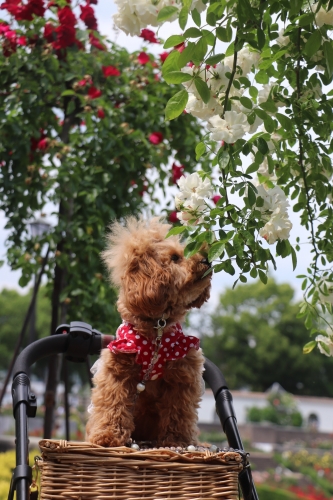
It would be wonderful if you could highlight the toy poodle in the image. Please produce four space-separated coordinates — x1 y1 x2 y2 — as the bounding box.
86 217 212 448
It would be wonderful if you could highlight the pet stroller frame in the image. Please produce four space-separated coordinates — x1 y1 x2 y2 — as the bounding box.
8 321 259 500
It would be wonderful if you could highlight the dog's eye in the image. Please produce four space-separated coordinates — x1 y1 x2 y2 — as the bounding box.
171 254 180 262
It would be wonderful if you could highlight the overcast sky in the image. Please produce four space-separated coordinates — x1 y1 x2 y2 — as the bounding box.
0 0 313 306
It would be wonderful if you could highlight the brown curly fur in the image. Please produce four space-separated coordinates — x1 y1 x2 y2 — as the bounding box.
86 217 212 447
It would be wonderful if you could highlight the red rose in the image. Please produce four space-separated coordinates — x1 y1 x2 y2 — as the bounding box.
102 65 121 77
37 137 48 150
137 51 149 65
89 32 106 50
169 211 179 223
80 3 97 30
27 0 45 17
87 85 101 99
97 107 105 119
4 28 16 41
53 24 76 49
43 22 55 42
148 132 163 145
159 51 169 63
140 28 159 44
78 77 91 86
171 162 184 184
212 195 221 205
17 35 27 45
0 22 10 34
58 6 76 27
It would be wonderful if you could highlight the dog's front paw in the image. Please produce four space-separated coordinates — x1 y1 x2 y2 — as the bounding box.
89 433 128 448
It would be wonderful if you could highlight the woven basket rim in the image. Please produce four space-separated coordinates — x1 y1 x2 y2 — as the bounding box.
39 439 247 467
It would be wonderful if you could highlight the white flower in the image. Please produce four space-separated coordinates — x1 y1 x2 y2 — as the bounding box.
275 29 290 47
113 0 207 35
225 46 260 76
311 3 333 27
257 156 277 181
177 173 213 201
207 63 231 93
316 328 333 356
317 279 333 305
208 111 249 143
185 94 223 120
255 184 290 215
259 212 292 244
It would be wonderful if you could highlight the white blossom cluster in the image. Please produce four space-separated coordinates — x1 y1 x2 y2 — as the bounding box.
255 183 292 244
175 173 213 225
181 47 266 142
113 0 206 36
311 3 333 27
316 327 333 357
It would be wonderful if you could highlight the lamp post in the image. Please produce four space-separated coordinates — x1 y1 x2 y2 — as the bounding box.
29 218 50 347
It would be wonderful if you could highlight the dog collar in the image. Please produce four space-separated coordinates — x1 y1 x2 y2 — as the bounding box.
107 321 200 381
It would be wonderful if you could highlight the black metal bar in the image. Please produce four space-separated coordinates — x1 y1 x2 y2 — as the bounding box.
203 358 259 500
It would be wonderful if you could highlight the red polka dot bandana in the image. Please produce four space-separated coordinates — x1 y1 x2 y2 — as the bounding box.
108 322 200 380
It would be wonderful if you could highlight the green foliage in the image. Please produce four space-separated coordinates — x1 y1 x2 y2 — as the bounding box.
202 279 333 396
0 287 51 374
150 0 333 342
0 449 40 500
0 4 209 332
247 390 303 427
256 485 298 500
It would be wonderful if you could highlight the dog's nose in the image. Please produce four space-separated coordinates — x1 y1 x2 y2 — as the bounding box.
201 257 211 268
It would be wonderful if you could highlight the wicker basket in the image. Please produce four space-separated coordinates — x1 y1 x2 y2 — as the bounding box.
37 439 246 500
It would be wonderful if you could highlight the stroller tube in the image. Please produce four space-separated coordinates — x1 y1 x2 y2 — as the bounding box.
203 358 259 500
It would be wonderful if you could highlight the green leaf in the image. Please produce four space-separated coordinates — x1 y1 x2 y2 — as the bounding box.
298 13 314 26
291 245 297 271
208 241 225 262
260 100 277 113
247 183 257 206
225 42 235 58
218 150 230 169
304 30 322 58
258 270 268 284
191 8 201 27
236 0 256 23
166 226 188 237
255 70 269 84
162 50 180 76
178 42 196 67
194 77 211 104
184 241 203 258
201 29 215 46
193 36 208 63
183 27 202 38
163 35 186 49
157 5 178 22
257 137 269 155
179 6 189 30
205 53 225 65
257 28 265 49
195 142 206 160
61 90 76 96
303 340 317 354
249 86 258 100
163 71 192 84
240 96 252 109
323 41 333 77
276 112 293 131
165 90 189 120
216 26 232 43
